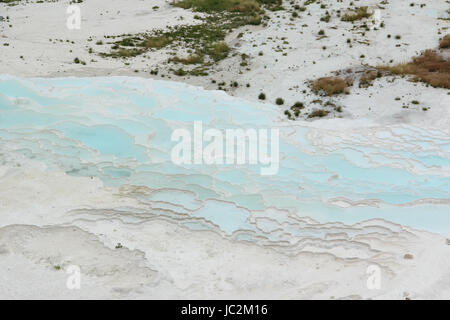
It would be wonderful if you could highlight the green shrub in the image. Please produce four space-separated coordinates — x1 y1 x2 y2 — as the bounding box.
174 68 187 76
291 101 304 110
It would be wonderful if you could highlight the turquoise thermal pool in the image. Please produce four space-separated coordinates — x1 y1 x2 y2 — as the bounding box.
0 75 449 236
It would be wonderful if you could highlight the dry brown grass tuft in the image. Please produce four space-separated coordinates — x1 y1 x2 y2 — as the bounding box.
312 77 353 95
308 109 330 118
439 34 450 49
359 70 380 88
341 6 372 22
378 50 450 89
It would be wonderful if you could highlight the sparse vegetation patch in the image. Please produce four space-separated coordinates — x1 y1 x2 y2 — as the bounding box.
101 2 275 75
378 50 450 89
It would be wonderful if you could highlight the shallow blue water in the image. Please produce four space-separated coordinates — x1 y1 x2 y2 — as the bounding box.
0 75 449 235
